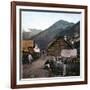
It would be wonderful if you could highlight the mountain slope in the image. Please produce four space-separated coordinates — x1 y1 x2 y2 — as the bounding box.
22 29 42 40
31 20 75 50
60 21 80 37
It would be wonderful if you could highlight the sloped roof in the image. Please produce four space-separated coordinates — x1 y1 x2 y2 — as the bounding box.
21 40 34 50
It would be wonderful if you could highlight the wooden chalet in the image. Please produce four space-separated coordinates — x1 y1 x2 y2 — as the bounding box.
21 40 35 53
47 37 73 56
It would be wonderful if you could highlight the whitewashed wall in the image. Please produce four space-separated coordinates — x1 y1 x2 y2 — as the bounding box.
0 0 89 90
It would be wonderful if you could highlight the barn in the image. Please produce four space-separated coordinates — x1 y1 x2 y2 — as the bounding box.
47 37 72 56
21 40 35 54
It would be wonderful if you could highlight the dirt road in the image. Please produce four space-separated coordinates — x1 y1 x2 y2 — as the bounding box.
22 56 50 78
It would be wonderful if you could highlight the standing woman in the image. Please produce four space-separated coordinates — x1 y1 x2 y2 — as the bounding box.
28 53 33 64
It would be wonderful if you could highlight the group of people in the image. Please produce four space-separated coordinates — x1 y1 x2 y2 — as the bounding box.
44 56 80 76
44 56 64 76
22 50 40 64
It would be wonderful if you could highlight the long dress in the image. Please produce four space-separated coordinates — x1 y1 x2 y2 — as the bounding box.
28 54 33 63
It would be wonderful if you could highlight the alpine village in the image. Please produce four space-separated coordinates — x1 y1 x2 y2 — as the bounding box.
21 20 80 78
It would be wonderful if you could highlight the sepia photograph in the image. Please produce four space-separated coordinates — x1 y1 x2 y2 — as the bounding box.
20 9 81 78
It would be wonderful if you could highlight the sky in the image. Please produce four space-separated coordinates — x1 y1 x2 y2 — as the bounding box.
21 10 81 31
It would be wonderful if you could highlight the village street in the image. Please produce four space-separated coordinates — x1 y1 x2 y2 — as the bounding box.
22 54 80 78
22 55 50 78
